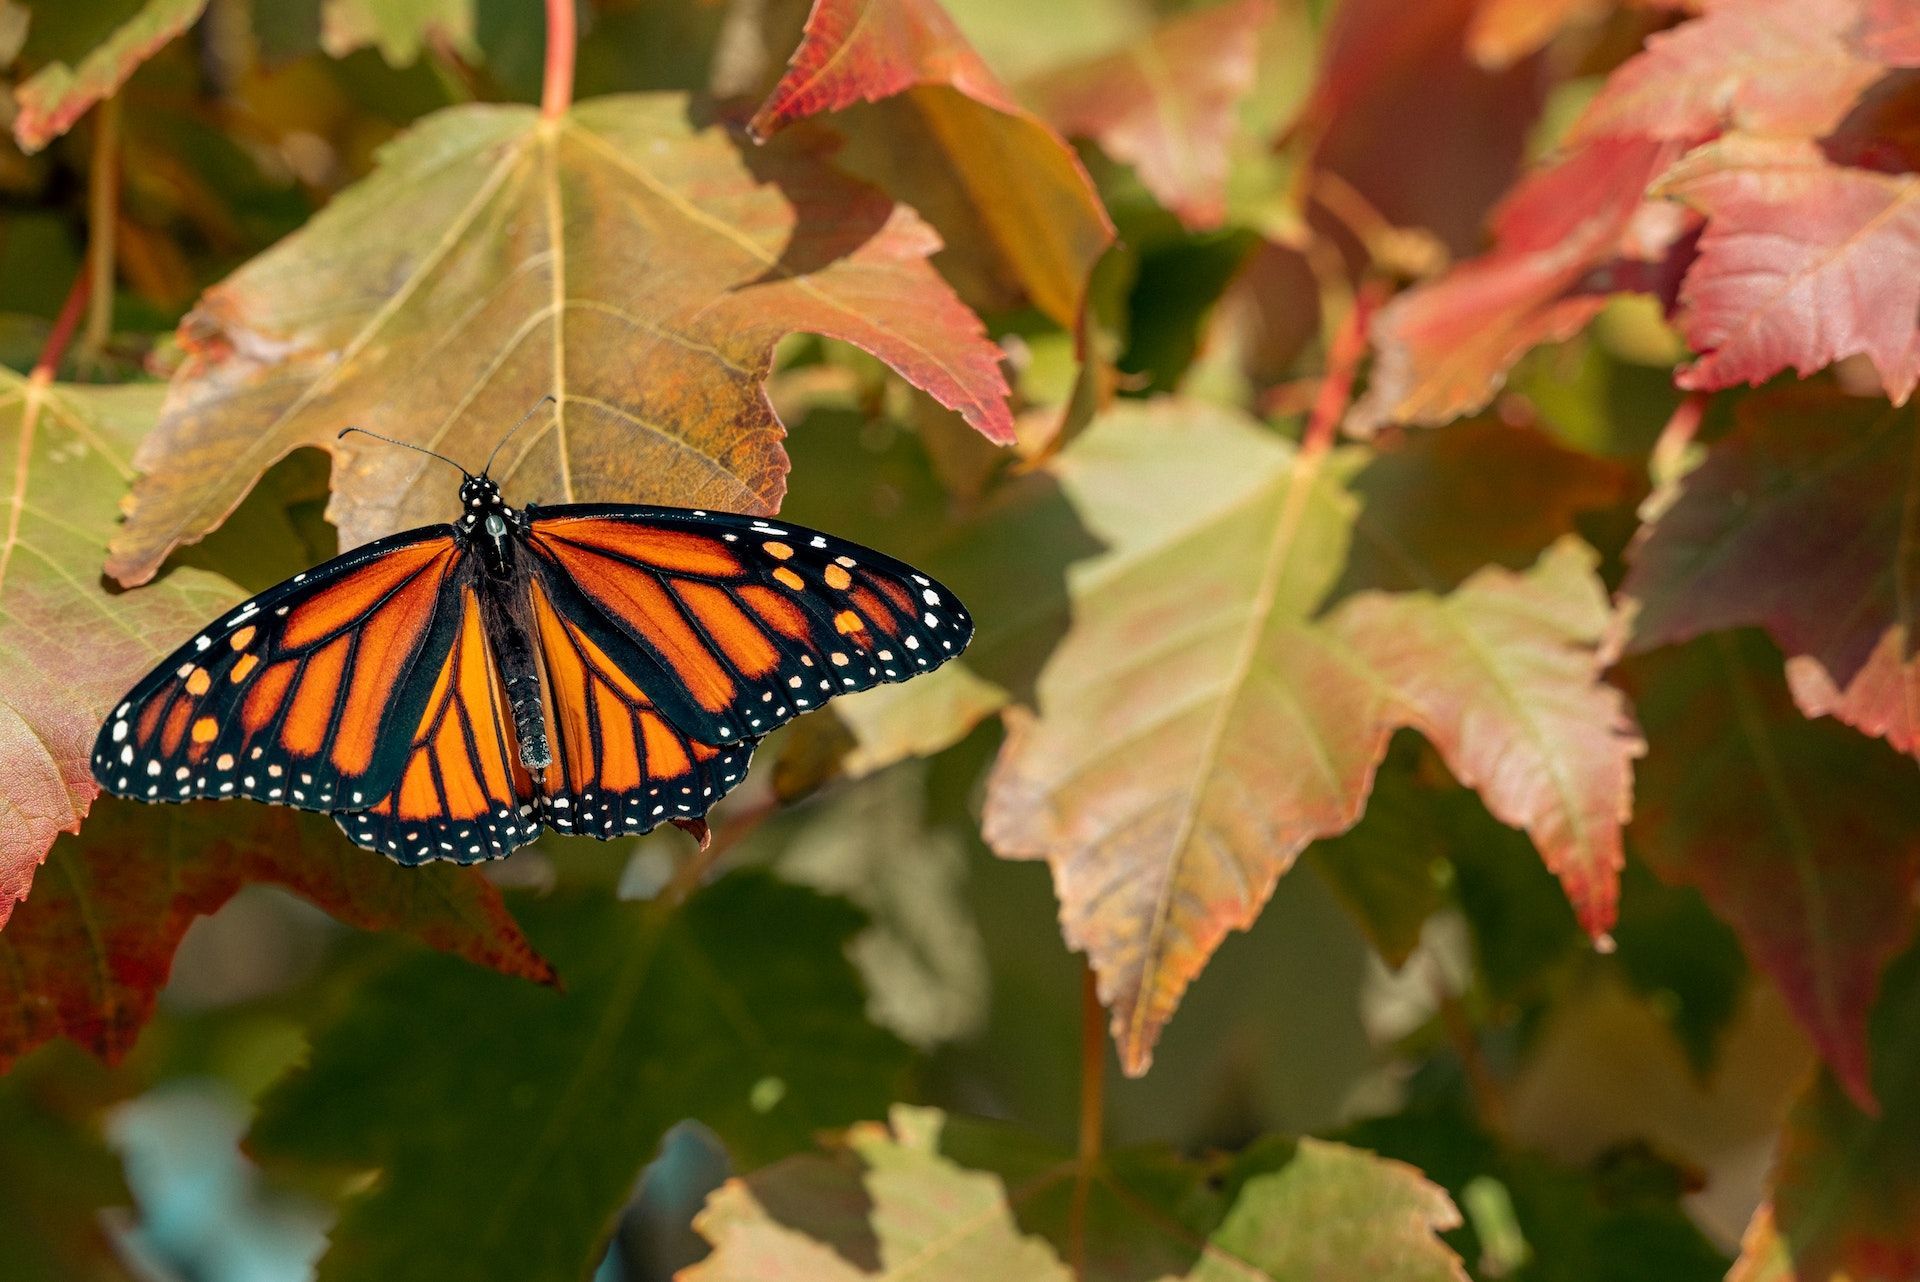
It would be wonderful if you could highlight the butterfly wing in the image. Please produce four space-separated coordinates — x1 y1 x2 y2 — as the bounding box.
522 505 973 747
525 569 757 839
336 581 545 863
92 527 466 815
96 502 968 857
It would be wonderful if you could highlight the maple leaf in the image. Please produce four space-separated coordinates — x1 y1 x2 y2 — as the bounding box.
1341 1097 1732 1280
1024 0 1273 231
832 662 1009 775
687 1105 1468 1282
1655 136 1920 403
1860 0 1920 65
249 874 908 1282
749 0 1023 125
0 798 554 1074
981 401 1638 1072
1301 0 1549 256
1567 0 1887 146
319 0 477 65
1731 941 1920 1281
1465 0 1612 70
1621 386 1920 757
11 0 207 153
104 95 1014 587
1621 632 1920 1112
748 0 1114 327
0 376 242 929
1351 136 1688 432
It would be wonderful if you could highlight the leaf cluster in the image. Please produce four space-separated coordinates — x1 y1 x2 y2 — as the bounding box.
1 1 1918 1280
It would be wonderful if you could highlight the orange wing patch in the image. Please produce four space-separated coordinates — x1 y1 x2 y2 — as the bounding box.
542 539 740 712
539 520 742 577
281 539 453 649
522 510 973 747
738 584 812 641
340 587 538 863
283 635 350 758
528 578 754 837
330 561 451 775
93 529 465 816
673 579 781 677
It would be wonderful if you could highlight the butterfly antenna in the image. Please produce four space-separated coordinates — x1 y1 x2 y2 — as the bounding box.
482 394 558 479
337 427 472 477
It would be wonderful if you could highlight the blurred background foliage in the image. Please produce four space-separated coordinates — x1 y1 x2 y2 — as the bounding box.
2 0 1910 1279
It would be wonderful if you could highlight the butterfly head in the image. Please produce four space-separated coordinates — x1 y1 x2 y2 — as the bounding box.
458 474 520 533
459 475 503 511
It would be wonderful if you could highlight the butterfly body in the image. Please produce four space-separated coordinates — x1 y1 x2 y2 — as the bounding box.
93 469 971 864
458 477 550 770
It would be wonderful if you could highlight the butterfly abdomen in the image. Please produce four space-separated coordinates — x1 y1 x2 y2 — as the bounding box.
476 569 552 771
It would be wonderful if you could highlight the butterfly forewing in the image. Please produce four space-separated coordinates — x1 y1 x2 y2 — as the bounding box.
523 505 973 745
92 528 466 814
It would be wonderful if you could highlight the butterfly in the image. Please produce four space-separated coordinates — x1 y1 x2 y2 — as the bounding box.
91 402 972 864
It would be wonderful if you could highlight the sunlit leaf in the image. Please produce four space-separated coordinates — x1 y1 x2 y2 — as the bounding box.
833 661 1010 774
1465 0 1612 70
1859 0 1920 64
1655 136 1920 404
1621 631 1920 1111
748 0 1114 327
749 0 1024 126
688 1105 1468 1282
1351 137 1687 432
105 95 1014 586
690 1107 1069 1282
12 0 207 152
1342 1097 1731 1282
320 0 477 65
249 873 909 1282
0 376 240 928
982 401 1638 1072
1567 0 1886 146
1025 0 1272 231
1621 387 1920 757
1733 939 1920 1281
0 798 554 1074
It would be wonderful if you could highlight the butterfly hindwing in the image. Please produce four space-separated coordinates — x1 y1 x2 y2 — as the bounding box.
335 582 543 863
92 528 467 814
527 573 758 839
523 504 973 746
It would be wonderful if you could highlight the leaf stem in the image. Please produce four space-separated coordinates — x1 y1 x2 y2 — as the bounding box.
540 0 576 121
32 268 93 386
1302 276 1381 456
82 95 122 358
1432 968 1506 1134
1069 961 1105 1278
1650 391 1708 488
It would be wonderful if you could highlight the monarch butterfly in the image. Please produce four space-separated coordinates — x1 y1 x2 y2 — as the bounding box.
91 403 972 864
